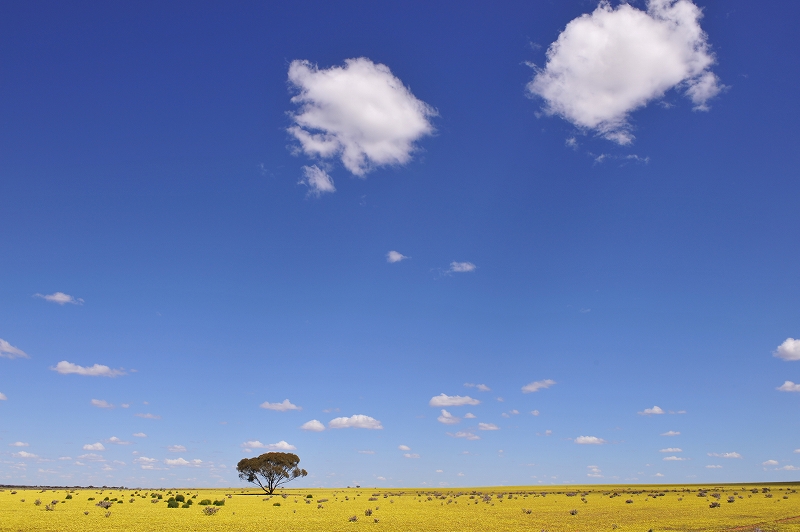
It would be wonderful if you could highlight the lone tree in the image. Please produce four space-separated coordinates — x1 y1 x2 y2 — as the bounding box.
236 452 308 494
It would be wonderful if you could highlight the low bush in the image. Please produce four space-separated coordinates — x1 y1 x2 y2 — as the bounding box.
167 500 180 509
198 499 212 505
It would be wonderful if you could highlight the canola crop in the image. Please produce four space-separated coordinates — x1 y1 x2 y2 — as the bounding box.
1 483 799 531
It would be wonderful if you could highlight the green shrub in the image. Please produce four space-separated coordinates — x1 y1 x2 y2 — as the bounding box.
306 494 313 498
87 497 95 501
198 499 212 505
157 494 163 500
213 499 225 506
65 494 72 500
167 500 180 508
175 495 185 503
273 502 281 506
182 502 191 508
192 494 197 498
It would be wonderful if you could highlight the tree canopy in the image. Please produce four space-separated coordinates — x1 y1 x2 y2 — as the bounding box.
236 452 308 494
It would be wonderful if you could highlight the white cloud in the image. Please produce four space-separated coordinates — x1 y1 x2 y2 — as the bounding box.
387 251 409 263
165 457 203 467
78 453 105 462
639 405 665 415
91 399 114 409
464 412 476 419
107 437 131 445
14 451 38 458
83 443 105 451
0 339 29 359
522 379 556 393
398 445 411 451
300 419 326 432
654 473 665 477
448 431 480 441
778 465 800 471
661 431 680 436
708 452 742 459
660 448 682 453
763 460 779 466
447 261 476 273
9 442 29 447
437 409 460 425
133 433 147 438
287 58 435 177
531 410 540 416
464 383 490 392
298 165 336 197
0 392 6 401
358 450 375 454
587 465 603 478
527 0 723 144
404 453 420 459
429 394 480 407
777 381 800 392
705 464 722 469
329 414 383 430
436 469 443 473
120 403 130 408
241 440 297 451
260 399 302 412
168 445 187 453
34 292 84 305
663 456 686 461
135 413 161 419
774 338 800 361
478 423 499 431
795 449 800 454
575 436 606 445
52 361 125 377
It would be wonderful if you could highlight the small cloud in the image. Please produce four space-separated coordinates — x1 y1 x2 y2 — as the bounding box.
107 437 131 445
575 436 606 445
165 457 203 467
404 453 420 459
34 292 84 305
654 473 665 478
91 399 114 409
120 403 130 408
763 460 779 466
386 251 409 263
566 137 578 149
298 165 336 197
663 456 686 461
437 409 460 425
774 338 800 361
168 445 187 453
708 452 742 459
522 379 556 393
705 465 722 469
78 453 105 462
0 339 29 359
260 399 301 411
587 465 603 478
496 397 504 402
242 440 297 451
660 448 682 453
0 392 6 400
777 381 800 392
133 433 147 438
447 261 476 273
14 451 38 458
478 423 499 431
638 405 665 415
464 383 491 392
447 431 480 441
52 361 125 377
429 394 480 407
457 472 465 477
436 469 443 473
398 445 411 451
135 413 161 420
531 410 540 416
661 431 680 436
358 450 375 455
464 412 476 419
328 414 383 429
300 419 325 432
376 476 386 480
9 442 29 447
83 443 105 451
777 465 800 471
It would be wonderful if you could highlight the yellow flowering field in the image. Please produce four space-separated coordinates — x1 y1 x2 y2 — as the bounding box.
2 483 799 531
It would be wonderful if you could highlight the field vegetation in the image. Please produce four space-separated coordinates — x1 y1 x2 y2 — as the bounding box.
1 483 799 531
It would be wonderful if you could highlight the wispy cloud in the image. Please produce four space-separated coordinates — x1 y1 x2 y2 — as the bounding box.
0 392 6 401
300 419 325 432
663 456 686 461
478 423 499 431
91 399 114 409
762 460 779 466
708 452 742 459
34 292 84 305
437 409 460 425
447 431 480 441
298 165 336 197
403 453 420 459
329 415 383 430
14 451 38 459
526 0 723 144
387 251 409 263
429 394 480 407
398 445 411 451
133 433 147 438
660 448 682 453
135 413 161 420
705 464 722 469
575 436 606 445
774 338 800 361
168 445 187 453
661 431 680 436
107 437 131 445
83 443 105 451
464 383 490 392
287 57 436 177
522 379 556 393
52 361 125 377
260 399 302 411
447 261 476 273
9 442 29 447
241 440 297 451
638 405 665 415
0 339 29 359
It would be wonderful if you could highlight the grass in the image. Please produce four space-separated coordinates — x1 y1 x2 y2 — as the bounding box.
1 483 799 531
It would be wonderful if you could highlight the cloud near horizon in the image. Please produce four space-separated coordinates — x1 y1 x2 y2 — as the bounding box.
52 361 125 377
287 57 436 177
0 339 29 359
527 0 723 144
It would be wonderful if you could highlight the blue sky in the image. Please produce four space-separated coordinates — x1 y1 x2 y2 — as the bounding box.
2 0 800 488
